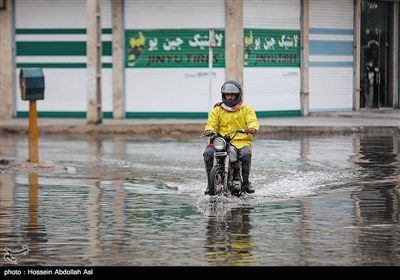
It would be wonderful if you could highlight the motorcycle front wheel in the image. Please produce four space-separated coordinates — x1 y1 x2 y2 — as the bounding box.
209 165 225 196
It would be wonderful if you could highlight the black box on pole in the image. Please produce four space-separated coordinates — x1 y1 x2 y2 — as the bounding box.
19 68 45 101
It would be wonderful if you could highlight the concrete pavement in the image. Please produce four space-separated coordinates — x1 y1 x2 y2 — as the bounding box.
1 109 399 137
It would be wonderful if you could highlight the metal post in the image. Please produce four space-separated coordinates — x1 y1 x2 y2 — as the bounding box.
353 0 361 111
28 100 39 162
208 28 216 116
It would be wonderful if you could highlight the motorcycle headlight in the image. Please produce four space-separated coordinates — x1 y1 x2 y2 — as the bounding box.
213 137 226 151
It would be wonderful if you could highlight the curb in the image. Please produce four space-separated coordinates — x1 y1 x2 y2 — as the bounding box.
1 123 399 137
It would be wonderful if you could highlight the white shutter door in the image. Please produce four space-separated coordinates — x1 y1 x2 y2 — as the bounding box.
124 0 225 116
15 0 113 115
243 0 301 115
309 0 354 111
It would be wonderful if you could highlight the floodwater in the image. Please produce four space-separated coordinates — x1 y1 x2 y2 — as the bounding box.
0 133 399 267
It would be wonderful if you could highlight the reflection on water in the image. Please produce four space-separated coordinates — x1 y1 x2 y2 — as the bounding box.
0 134 399 266
26 173 47 256
205 206 256 266
349 136 400 266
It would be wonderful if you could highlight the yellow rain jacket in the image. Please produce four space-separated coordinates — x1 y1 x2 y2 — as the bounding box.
204 102 260 153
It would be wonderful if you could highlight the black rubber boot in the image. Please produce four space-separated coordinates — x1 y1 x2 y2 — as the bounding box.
242 162 255 194
233 161 241 182
204 160 213 195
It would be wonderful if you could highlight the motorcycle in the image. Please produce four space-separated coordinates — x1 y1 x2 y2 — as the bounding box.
201 129 249 197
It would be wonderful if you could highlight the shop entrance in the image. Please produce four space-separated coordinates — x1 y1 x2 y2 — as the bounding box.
360 1 392 108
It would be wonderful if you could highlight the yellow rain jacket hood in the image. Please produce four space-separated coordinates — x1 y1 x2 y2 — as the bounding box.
204 102 260 153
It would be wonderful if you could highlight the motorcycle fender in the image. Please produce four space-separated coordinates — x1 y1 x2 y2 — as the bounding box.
224 156 230 173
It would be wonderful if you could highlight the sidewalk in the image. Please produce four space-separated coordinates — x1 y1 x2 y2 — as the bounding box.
1 109 399 137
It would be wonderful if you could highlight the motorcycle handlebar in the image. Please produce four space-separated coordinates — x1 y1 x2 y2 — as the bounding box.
199 130 216 139
199 129 249 139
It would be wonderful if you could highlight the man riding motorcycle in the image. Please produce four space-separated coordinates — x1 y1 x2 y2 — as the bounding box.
203 79 260 195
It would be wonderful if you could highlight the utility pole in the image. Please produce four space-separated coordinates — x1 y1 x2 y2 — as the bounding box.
87 0 102 124
301 0 310 116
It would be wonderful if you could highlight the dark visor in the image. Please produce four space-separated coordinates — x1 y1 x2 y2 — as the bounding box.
221 83 240 94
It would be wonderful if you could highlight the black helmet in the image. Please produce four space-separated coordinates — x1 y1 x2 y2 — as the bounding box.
221 80 242 107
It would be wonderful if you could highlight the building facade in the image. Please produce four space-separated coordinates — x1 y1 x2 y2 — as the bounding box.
0 0 399 120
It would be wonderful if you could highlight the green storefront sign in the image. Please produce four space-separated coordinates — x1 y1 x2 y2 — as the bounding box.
125 29 300 68
244 29 300 67
125 29 225 68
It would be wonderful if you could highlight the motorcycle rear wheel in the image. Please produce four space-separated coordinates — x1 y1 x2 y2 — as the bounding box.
209 165 225 196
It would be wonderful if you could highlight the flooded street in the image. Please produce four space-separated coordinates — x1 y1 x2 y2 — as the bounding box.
0 134 399 266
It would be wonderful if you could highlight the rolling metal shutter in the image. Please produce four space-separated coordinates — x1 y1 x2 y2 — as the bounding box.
243 0 301 116
309 0 354 112
15 0 112 117
124 0 225 117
